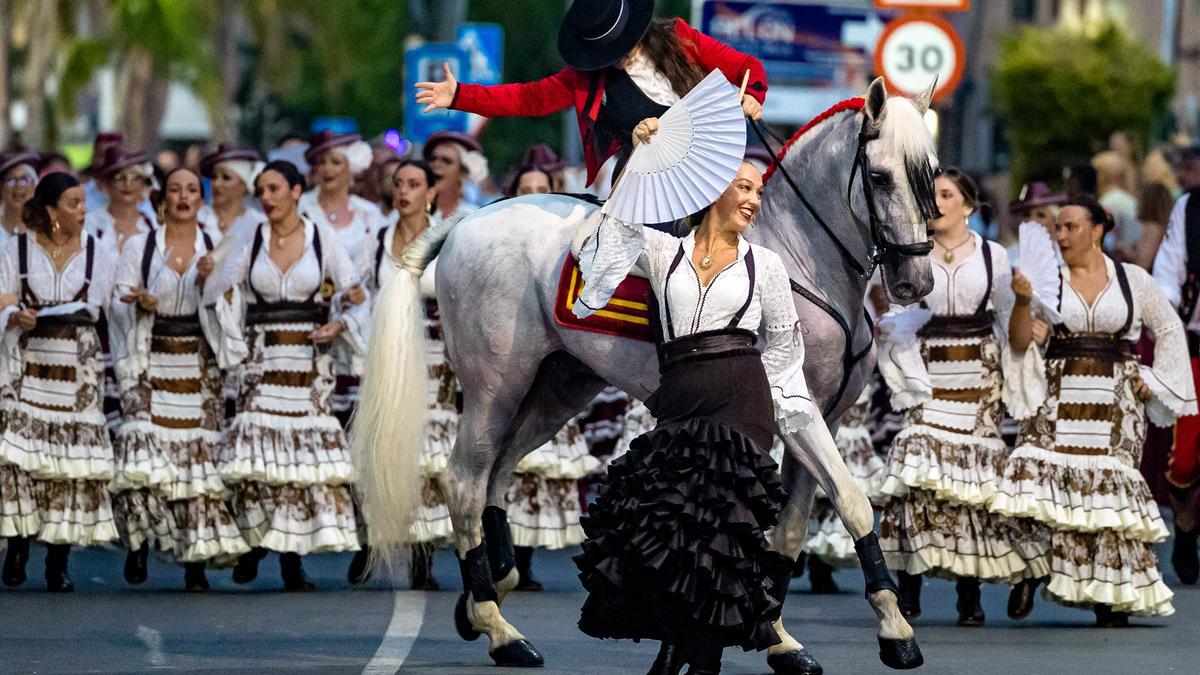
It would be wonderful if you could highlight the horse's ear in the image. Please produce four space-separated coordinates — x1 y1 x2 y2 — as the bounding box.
913 76 937 115
864 77 888 125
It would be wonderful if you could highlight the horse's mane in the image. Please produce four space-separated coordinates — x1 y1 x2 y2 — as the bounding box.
763 98 865 183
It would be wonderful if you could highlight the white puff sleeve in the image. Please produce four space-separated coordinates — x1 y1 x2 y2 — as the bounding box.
1131 265 1198 426
758 251 818 433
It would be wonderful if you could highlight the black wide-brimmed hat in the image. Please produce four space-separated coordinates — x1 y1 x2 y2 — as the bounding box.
558 0 654 72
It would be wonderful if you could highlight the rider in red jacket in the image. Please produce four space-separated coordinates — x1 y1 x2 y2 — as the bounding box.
416 0 766 187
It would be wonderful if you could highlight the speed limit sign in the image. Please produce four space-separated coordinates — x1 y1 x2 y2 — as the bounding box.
873 12 965 102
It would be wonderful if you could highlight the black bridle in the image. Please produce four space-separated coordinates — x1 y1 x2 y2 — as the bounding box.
748 113 931 418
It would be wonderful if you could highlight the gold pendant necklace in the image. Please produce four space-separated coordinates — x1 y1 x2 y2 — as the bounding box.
937 233 972 263
699 255 713 271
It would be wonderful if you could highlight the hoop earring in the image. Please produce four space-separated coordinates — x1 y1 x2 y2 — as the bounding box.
53 219 60 233
426 201 435 215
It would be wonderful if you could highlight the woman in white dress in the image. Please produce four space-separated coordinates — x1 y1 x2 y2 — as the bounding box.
422 131 484 220
84 148 157 250
0 151 39 247
198 144 266 243
998 196 1195 625
351 159 455 589
877 169 1024 625
109 168 249 592
0 173 117 592
297 131 386 427
216 160 370 590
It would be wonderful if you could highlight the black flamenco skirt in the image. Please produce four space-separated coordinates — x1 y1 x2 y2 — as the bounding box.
574 329 791 651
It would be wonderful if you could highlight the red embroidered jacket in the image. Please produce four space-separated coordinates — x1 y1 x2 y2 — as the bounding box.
450 18 767 186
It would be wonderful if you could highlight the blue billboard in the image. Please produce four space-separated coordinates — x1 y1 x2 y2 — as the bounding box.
693 1 890 123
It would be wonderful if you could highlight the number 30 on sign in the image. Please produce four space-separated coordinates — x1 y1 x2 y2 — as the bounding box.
873 13 965 103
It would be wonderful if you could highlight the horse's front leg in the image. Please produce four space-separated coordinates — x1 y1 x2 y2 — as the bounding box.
446 405 543 667
779 423 923 670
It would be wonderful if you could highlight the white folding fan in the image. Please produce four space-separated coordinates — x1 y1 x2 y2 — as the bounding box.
1018 221 1063 324
602 68 747 224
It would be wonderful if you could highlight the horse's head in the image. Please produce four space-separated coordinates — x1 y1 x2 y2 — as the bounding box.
855 77 938 305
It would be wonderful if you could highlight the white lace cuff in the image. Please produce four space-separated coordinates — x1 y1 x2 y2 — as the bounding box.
769 357 819 434
876 306 932 411
1003 345 1048 420
1140 364 1199 427
574 214 643 319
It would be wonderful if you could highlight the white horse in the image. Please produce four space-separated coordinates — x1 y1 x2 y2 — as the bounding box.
354 78 938 672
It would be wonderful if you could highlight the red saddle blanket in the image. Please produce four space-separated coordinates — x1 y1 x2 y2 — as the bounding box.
554 254 654 342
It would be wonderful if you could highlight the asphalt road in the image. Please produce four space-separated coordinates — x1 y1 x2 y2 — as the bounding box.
0 537 1195 674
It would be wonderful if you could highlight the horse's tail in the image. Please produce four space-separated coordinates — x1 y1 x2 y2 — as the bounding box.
351 215 462 572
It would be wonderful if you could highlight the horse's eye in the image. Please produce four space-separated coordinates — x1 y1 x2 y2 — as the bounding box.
869 170 892 188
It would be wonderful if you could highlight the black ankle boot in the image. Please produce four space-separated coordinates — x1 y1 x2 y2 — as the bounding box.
124 544 150 585
280 552 315 591
792 551 807 579
348 544 372 586
955 577 985 626
1007 577 1041 619
1172 526 1199 585
514 545 543 591
44 544 74 593
647 642 686 675
807 556 838 594
684 642 722 675
232 547 267 585
1094 603 1130 628
410 542 439 590
184 562 209 592
3 537 31 587
897 571 922 619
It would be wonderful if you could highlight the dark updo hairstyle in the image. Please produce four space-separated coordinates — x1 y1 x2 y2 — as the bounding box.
1065 195 1114 235
151 167 206 215
393 159 436 190
506 165 552 198
23 172 80 235
936 167 981 211
256 159 307 193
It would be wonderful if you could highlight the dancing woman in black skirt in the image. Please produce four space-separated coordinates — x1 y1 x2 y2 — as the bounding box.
573 128 818 673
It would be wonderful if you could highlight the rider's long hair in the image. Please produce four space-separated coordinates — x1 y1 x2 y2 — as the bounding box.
637 20 705 97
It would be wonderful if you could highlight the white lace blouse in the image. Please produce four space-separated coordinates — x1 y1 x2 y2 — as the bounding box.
1007 256 1197 425
198 204 266 244
298 191 387 276
877 234 1015 410
207 219 371 369
108 230 234 390
576 216 815 432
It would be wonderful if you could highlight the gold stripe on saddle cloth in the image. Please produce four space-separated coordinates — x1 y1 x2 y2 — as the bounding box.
1052 355 1118 456
920 336 985 433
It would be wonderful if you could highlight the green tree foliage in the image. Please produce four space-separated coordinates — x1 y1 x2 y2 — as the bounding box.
991 23 1174 188
241 0 408 144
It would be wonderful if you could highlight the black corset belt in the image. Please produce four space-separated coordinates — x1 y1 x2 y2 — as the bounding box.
152 315 203 337
246 301 329 326
918 310 994 339
657 328 760 370
1045 334 1134 362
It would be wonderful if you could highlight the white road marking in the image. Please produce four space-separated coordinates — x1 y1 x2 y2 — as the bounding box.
135 625 167 668
362 591 427 674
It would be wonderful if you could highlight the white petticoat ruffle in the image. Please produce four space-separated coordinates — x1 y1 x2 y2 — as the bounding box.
990 444 1169 543
880 425 1008 506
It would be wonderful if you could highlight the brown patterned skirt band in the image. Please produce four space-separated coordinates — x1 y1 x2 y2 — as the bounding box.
917 311 994 339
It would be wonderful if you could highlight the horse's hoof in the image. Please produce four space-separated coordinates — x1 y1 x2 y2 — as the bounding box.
489 638 544 667
878 637 924 670
767 647 824 674
454 593 482 641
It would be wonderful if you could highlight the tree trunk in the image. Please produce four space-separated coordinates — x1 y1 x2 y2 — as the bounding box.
0 0 10 149
213 0 240 142
20 0 57 150
117 46 169 151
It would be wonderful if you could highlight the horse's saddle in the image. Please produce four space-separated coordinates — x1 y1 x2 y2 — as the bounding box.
556 207 654 342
